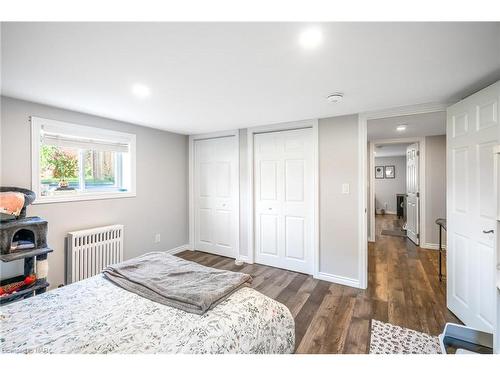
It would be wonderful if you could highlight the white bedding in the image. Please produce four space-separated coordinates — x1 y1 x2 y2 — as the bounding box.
0 275 295 354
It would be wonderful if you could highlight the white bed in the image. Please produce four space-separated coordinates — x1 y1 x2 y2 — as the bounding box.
0 274 295 354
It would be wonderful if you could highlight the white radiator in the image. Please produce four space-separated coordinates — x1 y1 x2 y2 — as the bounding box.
67 224 124 283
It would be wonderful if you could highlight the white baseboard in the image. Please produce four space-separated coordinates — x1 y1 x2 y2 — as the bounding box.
316 272 361 289
165 244 191 255
421 243 446 251
237 254 253 264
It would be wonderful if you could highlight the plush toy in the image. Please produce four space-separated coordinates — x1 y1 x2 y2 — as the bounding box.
0 275 37 296
0 191 25 221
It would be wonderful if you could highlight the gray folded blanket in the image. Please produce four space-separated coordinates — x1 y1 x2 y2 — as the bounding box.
102 252 252 315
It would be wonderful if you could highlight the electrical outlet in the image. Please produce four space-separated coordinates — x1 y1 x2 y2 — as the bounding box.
154 234 161 243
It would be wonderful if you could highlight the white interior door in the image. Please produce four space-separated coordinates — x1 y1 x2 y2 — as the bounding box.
406 143 420 245
194 136 238 258
254 128 314 274
447 82 499 332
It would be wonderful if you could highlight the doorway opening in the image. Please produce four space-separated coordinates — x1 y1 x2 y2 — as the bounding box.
367 110 447 252
361 109 457 337
372 141 413 242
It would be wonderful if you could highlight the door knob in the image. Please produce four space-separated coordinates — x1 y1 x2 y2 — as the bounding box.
483 229 494 234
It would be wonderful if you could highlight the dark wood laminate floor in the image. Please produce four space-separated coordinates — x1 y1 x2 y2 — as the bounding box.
177 214 460 354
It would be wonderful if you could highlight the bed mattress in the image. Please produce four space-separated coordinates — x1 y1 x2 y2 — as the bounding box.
0 275 295 354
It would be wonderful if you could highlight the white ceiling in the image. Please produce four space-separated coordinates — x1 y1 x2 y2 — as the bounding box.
367 111 446 140
374 143 411 157
1 22 500 135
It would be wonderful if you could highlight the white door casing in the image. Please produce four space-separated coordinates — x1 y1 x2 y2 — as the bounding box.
447 81 499 332
193 136 238 258
254 128 314 274
406 143 420 245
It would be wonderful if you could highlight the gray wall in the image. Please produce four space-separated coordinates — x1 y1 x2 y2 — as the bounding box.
319 115 360 280
237 114 361 282
374 156 406 214
425 135 446 246
0 96 189 288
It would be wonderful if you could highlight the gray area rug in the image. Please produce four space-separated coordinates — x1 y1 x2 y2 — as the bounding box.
381 229 407 237
369 320 441 354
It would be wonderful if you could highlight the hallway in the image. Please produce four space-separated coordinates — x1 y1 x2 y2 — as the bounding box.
369 214 460 335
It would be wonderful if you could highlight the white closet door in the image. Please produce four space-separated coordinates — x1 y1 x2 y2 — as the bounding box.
194 136 237 258
447 82 499 332
406 143 420 245
254 128 313 274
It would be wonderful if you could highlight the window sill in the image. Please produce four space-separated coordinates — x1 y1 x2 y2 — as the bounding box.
33 191 136 204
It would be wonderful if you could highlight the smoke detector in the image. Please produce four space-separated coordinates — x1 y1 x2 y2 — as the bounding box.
326 93 344 103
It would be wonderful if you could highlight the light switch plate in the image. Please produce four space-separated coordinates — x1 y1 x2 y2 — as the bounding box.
342 183 350 194
154 233 161 243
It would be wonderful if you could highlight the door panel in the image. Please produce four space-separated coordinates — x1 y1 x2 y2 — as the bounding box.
406 143 420 245
199 162 212 197
285 216 305 260
478 101 498 130
216 162 231 197
478 243 495 327
478 142 496 220
285 160 305 201
447 82 499 332
254 128 314 274
198 208 212 243
194 136 237 258
452 148 468 213
260 161 278 200
214 209 231 247
260 214 279 255
452 233 469 307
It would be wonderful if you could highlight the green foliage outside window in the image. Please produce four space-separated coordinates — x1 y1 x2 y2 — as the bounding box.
40 145 117 188
41 145 78 184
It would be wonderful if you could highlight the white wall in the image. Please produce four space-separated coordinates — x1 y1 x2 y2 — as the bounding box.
0 96 189 288
236 114 361 285
374 156 406 214
425 135 446 246
319 115 360 282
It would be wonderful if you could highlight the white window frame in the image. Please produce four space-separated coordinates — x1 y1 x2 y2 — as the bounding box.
31 116 136 204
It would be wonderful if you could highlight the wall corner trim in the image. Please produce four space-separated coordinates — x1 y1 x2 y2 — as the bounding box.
236 255 253 264
421 243 446 251
165 244 191 255
316 272 361 289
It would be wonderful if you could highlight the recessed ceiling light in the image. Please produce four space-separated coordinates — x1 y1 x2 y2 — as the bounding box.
326 93 343 103
131 83 151 98
396 124 407 132
299 27 323 49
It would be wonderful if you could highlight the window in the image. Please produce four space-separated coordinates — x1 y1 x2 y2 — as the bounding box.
31 117 136 203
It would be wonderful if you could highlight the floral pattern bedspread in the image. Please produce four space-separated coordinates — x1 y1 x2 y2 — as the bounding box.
0 275 295 354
